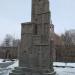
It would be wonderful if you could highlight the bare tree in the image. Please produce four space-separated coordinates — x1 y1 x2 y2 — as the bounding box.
12 39 20 47
61 31 73 46
1 34 13 47
1 34 20 47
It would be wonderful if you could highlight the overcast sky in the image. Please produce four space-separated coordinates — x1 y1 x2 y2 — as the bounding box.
0 0 75 42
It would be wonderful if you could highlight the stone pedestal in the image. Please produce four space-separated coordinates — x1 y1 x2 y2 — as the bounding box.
9 67 56 75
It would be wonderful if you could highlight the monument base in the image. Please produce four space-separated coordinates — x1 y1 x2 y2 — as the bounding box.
9 67 56 75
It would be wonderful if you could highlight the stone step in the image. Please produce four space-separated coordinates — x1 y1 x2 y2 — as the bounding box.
9 72 25 75
43 71 56 75
12 69 24 73
15 67 32 71
9 67 26 75
9 67 32 75
9 67 56 75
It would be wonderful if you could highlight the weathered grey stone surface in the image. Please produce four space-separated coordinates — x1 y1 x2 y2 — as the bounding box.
9 0 55 75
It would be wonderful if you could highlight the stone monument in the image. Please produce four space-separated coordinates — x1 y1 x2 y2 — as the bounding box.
9 0 55 75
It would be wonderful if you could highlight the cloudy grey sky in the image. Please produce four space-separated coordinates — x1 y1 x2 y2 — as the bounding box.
0 0 75 42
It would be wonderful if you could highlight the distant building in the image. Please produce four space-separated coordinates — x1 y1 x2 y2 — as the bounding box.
63 45 75 62
0 46 18 59
53 33 64 46
53 33 64 62
53 33 75 62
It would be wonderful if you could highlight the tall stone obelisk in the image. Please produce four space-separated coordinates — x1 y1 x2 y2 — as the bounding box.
9 0 55 75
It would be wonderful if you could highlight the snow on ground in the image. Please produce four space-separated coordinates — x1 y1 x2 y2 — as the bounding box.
8 61 75 75
53 62 66 67
53 62 75 75
54 67 75 75
0 59 75 75
0 59 19 75
53 62 75 68
7 60 19 69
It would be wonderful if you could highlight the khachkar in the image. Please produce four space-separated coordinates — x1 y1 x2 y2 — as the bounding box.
9 0 55 75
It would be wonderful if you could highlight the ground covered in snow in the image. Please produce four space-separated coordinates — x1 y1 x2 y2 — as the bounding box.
0 59 18 75
0 59 75 75
53 62 75 75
